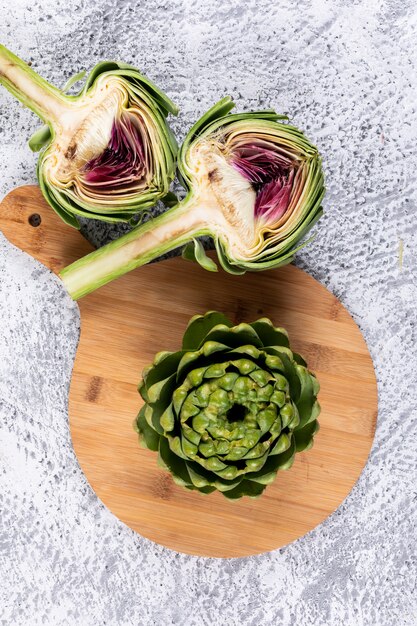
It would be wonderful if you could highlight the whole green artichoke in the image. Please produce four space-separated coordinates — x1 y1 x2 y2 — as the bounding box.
135 312 320 499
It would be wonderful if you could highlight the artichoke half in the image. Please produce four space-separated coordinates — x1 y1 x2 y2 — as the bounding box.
135 312 320 499
60 98 325 299
179 97 325 273
0 45 178 227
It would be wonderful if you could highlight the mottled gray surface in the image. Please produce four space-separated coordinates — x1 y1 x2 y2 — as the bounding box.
0 1 416 624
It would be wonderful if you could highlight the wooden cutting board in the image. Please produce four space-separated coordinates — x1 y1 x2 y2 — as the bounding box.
0 185 378 558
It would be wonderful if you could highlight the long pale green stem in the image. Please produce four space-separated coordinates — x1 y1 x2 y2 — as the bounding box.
0 45 70 125
59 197 207 300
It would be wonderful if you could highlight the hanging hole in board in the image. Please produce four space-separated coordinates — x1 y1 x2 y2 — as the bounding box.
28 213 42 227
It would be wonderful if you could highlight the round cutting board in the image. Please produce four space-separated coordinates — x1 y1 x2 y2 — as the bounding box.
0 186 378 558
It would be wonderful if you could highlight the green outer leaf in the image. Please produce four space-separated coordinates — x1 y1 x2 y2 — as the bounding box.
201 324 263 349
158 438 191 487
61 70 87 93
28 125 51 152
293 352 307 367
271 350 301 401
143 351 183 391
147 373 175 405
294 420 319 452
222 480 266 499
182 311 233 351
294 365 316 427
249 320 289 348
245 445 292 484
275 436 297 470
269 432 291 456
186 462 244 492
182 239 218 272
146 373 177 431
160 404 175 432
195 486 217 495
136 407 160 451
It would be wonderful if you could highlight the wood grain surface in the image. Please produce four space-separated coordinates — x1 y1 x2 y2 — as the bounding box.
0 186 378 557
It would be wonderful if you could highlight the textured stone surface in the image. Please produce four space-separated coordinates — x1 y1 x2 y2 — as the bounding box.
0 0 416 624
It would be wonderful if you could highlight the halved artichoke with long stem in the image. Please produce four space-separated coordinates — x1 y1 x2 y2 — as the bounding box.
0 45 178 227
60 97 325 299
135 311 320 499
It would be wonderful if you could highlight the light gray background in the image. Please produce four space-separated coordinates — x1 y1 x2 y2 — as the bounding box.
0 1 416 624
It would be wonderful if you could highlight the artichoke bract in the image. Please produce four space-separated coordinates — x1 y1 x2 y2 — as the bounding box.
0 46 178 227
60 97 325 299
135 312 320 499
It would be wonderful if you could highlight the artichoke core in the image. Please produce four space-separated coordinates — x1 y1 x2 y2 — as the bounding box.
83 114 147 187
230 142 296 221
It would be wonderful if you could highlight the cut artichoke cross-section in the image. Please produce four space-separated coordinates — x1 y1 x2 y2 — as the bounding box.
178 98 325 273
0 46 178 227
59 97 325 299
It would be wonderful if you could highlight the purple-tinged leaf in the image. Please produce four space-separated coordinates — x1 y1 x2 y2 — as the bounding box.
83 113 147 189
230 143 296 222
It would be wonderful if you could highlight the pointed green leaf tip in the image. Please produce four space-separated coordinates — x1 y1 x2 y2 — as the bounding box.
134 311 321 499
182 239 218 273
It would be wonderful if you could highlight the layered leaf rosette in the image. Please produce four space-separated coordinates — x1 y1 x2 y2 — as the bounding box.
135 312 320 499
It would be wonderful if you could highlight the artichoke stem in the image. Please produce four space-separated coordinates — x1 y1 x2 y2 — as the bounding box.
0 45 70 126
59 196 207 300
